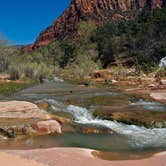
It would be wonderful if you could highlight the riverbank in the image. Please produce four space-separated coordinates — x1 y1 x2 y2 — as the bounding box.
0 75 165 164
0 148 166 166
88 69 166 103
0 74 38 98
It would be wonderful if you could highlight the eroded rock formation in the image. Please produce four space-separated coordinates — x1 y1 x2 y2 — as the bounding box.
31 0 165 49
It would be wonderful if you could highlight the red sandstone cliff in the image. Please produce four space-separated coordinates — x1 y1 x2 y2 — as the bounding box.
31 0 165 50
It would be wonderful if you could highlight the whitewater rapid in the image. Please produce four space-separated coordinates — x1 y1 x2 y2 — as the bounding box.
131 99 166 111
46 99 166 148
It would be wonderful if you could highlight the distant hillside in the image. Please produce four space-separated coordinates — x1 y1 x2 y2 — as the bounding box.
30 0 165 50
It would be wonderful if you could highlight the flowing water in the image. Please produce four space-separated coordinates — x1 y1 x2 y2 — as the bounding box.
1 81 166 160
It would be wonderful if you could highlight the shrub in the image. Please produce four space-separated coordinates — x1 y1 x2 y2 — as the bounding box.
8 62 55 82
9 65 21 80
0 55 8 72
113 65 128 81
24 65 34 78
155 67 166 78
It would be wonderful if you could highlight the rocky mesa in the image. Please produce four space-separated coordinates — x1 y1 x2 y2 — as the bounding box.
30 0 165 50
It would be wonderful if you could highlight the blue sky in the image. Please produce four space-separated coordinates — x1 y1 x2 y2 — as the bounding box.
0 0 70 45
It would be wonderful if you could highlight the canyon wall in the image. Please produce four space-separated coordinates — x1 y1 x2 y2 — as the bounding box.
31 0 165 49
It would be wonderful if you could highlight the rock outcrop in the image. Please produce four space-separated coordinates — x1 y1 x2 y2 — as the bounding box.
0 101 49 119
31 0 165 50
0 101 62 138
1 149 166 166
31 120 62 135
150 92 166 103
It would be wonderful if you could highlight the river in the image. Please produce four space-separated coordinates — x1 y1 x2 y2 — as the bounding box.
1 81 166 160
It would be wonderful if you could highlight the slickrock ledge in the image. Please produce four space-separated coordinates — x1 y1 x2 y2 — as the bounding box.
150 92 166 103
0 152 45 166
1 148 166 166
0 101 50 120
0 101 62 138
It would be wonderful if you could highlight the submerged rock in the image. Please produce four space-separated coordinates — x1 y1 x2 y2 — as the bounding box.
93 109 166 128
89 95 131 106
75 124 113 134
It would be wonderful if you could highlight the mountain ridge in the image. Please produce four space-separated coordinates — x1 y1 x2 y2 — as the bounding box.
30 0 165 50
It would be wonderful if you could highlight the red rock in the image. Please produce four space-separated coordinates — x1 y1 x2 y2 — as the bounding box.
0 101 50 120
150 92 166 103
29 0 165 50
2 148 166 166
161 79 166 85
32 120 62 135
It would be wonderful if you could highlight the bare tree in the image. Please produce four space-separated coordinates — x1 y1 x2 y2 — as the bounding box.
0 33 9 72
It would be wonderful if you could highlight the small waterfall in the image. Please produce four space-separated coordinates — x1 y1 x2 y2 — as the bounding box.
66 105 166 148
48 99 166 148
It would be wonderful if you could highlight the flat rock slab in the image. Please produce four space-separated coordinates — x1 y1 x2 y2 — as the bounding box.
0 101 50 120
2 148 166 166
150 92 166 103
0 152 45 166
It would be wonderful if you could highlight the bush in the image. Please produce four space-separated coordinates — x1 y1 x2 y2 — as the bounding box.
9 65 21 80
0 55 8 72
24 65 34 78
8 62 55 82
93 22 117 67
62 57 100 80
155 67 166 78
92 8 166 71
112 65 128 81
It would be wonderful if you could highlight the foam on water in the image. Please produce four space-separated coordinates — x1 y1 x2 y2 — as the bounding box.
48 99 166 148
131 99 166 111
66 105 166 148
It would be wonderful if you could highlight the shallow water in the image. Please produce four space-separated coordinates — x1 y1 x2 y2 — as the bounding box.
2 81 166 159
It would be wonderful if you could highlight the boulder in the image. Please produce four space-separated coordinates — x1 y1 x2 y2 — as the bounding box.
160 79 166 85
53 77 64 82
111 80 118 84
150 92 166 103
0 101 57 138
32 120 62 135
0 101 50 120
